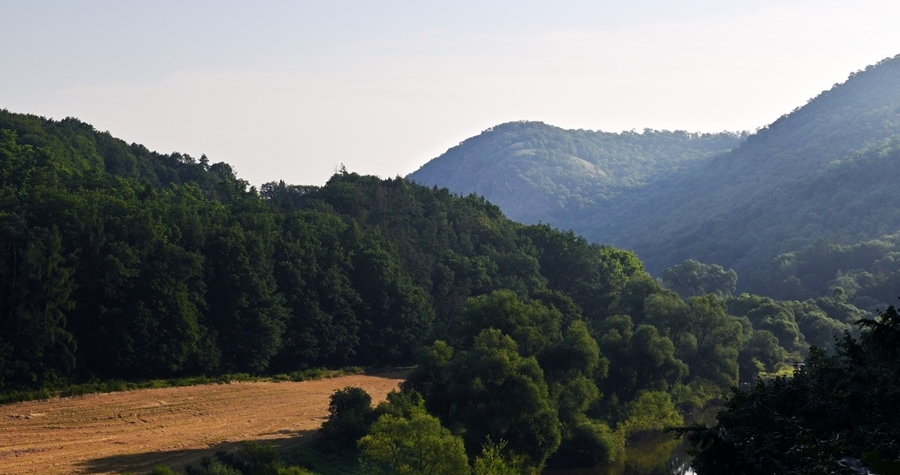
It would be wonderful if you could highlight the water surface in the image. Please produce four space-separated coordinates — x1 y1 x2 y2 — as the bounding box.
543 432 695 475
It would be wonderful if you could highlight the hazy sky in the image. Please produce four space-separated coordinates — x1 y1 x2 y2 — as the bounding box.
4 1 900 187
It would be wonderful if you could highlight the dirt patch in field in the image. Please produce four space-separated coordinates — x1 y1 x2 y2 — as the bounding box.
0 372 405 475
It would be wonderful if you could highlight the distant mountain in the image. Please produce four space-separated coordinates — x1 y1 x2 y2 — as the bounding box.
407 122 745 230
408 55 900 298
582 54 900 290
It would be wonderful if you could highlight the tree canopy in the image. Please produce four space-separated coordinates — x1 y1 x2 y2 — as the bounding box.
0 107 881 474
689 305 900 475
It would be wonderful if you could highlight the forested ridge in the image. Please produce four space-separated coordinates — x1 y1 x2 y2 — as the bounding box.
410 55 900 310
407 122 745 229
0 108 883 473
587 54 900 291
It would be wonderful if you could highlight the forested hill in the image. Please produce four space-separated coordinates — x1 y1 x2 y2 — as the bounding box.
1 108 878 471
581 54 900 293
407 122 745 229
406 55 900 308
0 108 761 391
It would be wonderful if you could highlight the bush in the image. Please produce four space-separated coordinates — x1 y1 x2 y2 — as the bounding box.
317 387 375 451
473 439 529 475
359 409 469 475
551 418 624 468
620 391 683 436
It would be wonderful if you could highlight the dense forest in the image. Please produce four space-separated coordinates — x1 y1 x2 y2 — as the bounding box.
410 55 900 307
0 108 885 473
687 304 900 474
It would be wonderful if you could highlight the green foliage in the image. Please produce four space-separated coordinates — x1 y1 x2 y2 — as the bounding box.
277 467 315 475
359 395 468 475
269 211 360 370
689 305 900 474
444 329 561 469
646 294 744 390
0 110 557 387
550 418 624 468
317 387 375 452
188 454 248 474
523 225 644 323
0 107 853 475
211 441 281 475
409 288 711 471
400 340 455 418
737 329 788 382
408 56 900 312
157 441 317 475
347 232 433 366
662 259 737 298
407 291 653 471
0 224 76 386
453 289 562 356
596 314 687 415
763 235 900 312
201 210 288 373
582 56 900 287
473 439 530 475
152 465 180 475
727 292 857 369
619 391 683 436
8 107 759 411
679 295 744 389
408 121 744 229
542 321 605 423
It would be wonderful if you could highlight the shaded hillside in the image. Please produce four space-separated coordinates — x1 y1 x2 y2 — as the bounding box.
580 54 900 292
407 122 744 229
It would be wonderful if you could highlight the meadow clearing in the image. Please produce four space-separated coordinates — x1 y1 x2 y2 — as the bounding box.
0 373 404 475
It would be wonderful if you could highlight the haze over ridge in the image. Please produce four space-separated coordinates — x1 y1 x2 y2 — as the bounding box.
409 54 900 295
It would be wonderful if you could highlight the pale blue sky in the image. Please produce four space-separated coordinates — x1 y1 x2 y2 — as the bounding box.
3 1 900 186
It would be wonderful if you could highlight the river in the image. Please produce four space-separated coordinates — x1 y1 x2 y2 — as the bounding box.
543 433 695 475
541 403 726 475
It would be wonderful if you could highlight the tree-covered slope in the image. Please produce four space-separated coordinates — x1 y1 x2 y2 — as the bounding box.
2 108 878 473
580 54 900 291
407 122 745 229
407 55 900 303
0 109 758 393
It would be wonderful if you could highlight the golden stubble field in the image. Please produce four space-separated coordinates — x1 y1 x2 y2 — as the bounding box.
0 373 405 475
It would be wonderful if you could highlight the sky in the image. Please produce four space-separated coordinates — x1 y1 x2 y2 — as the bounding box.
3 1 900 187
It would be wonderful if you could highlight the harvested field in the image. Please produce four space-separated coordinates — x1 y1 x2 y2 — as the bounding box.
0 372 405 475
